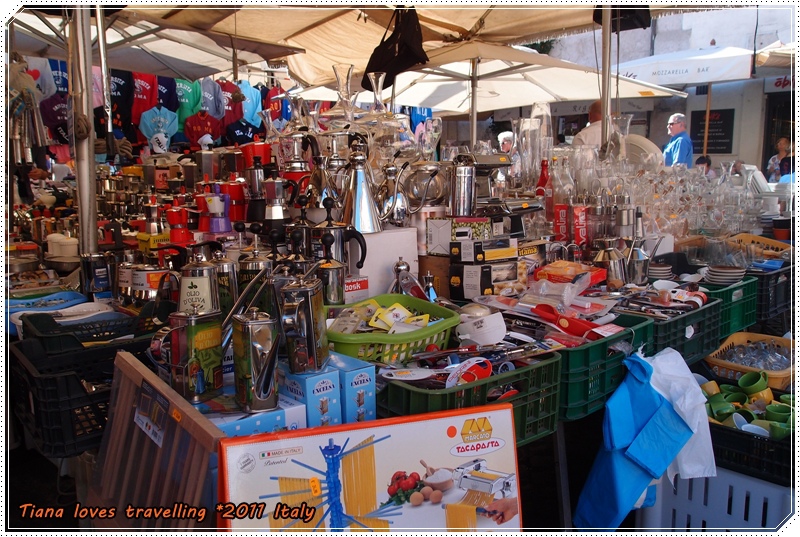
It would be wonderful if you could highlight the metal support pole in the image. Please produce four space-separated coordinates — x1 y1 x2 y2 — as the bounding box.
470 58 478 147
74 9 98 254
601 8 612 147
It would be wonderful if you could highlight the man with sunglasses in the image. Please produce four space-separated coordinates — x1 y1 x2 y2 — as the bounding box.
663 113 693 168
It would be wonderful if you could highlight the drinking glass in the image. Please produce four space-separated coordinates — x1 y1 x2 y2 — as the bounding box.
421 117 442 161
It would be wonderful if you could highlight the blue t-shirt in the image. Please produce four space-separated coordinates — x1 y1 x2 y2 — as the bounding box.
663 130 693 168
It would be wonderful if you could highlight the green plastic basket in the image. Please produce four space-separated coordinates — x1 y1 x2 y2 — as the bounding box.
326 294 460 364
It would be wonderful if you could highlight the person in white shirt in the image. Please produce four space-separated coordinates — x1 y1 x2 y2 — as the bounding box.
571 100 602 147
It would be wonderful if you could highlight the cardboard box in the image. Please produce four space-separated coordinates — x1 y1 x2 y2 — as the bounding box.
426 216 491 256
277 361 342 427
418 255 450 299
517 239 562 282
488 212 526 239
350 227 418 295
449 237 518 264
327 352 376 423
449 260 527 300
205 395 307 436
344 275 370 304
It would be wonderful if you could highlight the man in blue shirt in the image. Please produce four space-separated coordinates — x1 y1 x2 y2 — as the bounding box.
663 113 693 168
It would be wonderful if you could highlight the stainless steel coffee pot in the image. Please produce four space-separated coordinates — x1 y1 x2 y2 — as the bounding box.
280 268 329 374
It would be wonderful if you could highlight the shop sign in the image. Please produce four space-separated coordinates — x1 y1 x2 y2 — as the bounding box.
690 108 734 154
764 75 794 93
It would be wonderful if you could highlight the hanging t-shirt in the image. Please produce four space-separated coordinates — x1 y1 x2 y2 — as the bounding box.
48 59 69 95
201 77 226 121
176 78 202 133
39 92 70 144
266 85 283 121
237 80 263 127
184 110 222 150
157 76 180 112
410 107 433 133
216 78 244 130
109 69 136 140
24 56 57 100
132 72 159 126
91 66 106 109
226 118 260 146
138 105 179 142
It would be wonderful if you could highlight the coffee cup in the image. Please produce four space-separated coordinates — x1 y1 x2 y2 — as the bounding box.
720 384 744 394
779 394 794 406
750 419 774 431
748 387 774 405
741 423 770 437
738 371 769 395
722 412 749 430
769 421 792 441
710 400 736 421
723 391 749 405
734 408 757 423
700 380 720 396
765 403 792 423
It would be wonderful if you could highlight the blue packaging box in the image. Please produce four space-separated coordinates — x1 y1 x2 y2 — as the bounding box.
276 361 342 427
327 352 376 423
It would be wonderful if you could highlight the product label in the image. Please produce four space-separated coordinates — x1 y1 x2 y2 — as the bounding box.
554 204 569 243
181 276 214 312
571 206 588 247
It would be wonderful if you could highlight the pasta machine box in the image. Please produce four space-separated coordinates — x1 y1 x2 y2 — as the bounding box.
217 404 522 531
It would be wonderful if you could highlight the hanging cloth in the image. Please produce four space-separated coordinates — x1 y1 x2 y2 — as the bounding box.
360 7 428 90
573 353 693 530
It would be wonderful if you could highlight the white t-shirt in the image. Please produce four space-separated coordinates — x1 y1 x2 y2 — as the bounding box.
571 121 602 148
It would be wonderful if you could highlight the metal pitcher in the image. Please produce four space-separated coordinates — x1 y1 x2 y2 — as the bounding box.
280 270 329 374
232 307 281 413
340 147 382 234
592 237 628 291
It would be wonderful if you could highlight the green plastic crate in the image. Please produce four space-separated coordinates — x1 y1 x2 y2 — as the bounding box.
554 313 653 422
377 352 561 446
650 298 722 365
559 350 627 421
701 276 757 339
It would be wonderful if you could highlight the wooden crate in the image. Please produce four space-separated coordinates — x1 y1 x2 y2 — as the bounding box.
87 351 224 530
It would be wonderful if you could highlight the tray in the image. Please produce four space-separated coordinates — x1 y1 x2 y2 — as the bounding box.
704 332 793 390
377 351 561 446
325 294 460 364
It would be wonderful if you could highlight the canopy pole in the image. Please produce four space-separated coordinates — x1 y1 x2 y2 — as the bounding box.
74 9 98 254
470 58 478 147
702 83 712 156
600 7 612 147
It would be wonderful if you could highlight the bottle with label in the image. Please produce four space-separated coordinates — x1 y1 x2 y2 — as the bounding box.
552 157 575 243
536 158 550 192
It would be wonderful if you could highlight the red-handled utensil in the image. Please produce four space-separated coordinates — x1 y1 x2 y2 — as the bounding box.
530 304 602 340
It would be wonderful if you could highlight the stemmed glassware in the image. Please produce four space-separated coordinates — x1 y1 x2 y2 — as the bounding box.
420 117 442 161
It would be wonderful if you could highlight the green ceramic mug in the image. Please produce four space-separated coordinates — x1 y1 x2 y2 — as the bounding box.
720 384 744 394
769 421 792 441
765 403 792 423
738 371 769 395
723 392 749 405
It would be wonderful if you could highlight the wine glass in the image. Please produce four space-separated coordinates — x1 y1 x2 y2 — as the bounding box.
421 117 442 161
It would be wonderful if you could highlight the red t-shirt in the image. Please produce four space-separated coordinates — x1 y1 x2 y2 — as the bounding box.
216 79 244 130
184 111 222 149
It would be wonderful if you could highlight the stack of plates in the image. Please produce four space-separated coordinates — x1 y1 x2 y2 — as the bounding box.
648 263 674 280
760 212 780 232
704 265 747 285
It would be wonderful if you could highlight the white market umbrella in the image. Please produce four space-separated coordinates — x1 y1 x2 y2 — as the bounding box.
756 41 795 68
615 46 755 154
298 40 685 145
